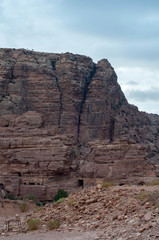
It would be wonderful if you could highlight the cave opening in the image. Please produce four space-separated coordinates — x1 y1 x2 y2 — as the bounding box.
29 182 35 185
0 183 4 189
18 172 21 177
78 179 84 188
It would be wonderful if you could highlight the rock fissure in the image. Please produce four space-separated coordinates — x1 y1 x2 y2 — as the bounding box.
77 64 96 143
109 117 115 142
9 57 17 83
51 60 63 127
0 49 159 200
55 75 63 127
9 66 15 84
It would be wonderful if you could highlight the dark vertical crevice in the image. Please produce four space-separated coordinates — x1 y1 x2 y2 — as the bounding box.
9 58 17 84
9 66 14 83
0 61 17 109
33 55 39 65
109 117 115 142
51 60 63 127
55 76 63 127
5 63 16 97
77 63 96 143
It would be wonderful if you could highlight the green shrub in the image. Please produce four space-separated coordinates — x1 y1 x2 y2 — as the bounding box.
6 193 16 200
41 201 47 206
56 198 65 204
27 218 41 231
54 189 68 202
101 181 115 188
36 201 47 207
46 219 61 230
19 203 29 213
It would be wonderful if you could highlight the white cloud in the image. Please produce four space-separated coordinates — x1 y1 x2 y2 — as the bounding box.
116 67 159 114
0 0 159 115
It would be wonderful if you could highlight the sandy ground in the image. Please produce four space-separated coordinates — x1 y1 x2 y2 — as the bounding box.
0 230 102 240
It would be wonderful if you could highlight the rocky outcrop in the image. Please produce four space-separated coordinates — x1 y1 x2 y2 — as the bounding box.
1 185 159 239
0 112 78 199
0 48 159 199
79 139 157 185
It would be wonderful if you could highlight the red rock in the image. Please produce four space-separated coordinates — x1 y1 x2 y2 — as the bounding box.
0 48 159 199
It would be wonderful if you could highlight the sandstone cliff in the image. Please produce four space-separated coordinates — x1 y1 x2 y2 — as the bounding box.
0 48 159 199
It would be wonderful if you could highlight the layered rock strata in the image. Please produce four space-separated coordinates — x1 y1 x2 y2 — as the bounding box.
0 48 159 199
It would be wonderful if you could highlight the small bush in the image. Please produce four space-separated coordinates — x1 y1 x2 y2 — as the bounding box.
36 201 47 207
36 202 41 207
41 201 47 206
19 203 29 213
37 206 42 212
138 191 150 200
138 190 159 206
67 198 77 207
54 189 68 202
101 181 115 188
6 193 16 200
56 198 65 204
46 219 61 230
17 195 24 200
148 180 159 186
27 195 37 201
27 218 41 231
147 191 159 206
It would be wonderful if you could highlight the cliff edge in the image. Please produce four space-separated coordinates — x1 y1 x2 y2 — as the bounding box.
0 48 159 199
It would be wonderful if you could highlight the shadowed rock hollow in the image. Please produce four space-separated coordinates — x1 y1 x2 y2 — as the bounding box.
0 48 159 199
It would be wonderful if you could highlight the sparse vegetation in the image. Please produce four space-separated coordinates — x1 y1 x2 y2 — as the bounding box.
53 189 68 202
148 180 159 186
19 203 29 213
27 218 41 231
138 190 159 207
36 202 41 207
6 193 16 200
37 206 42 212
46 219 61 230
56 197 65 204
6 185 159 236
67 198 77 207
6 193 37 201
26 194 37 202
138 191 150 200
36 201 47 206
101 181 115 188
147 190 159 206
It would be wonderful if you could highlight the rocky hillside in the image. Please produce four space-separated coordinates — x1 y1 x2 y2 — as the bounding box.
0 48 159 199
1 184 159 239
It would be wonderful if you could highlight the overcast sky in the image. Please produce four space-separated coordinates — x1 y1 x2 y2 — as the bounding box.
0 0 159 114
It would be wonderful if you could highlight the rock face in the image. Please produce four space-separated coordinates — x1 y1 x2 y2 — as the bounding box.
0 48 159 199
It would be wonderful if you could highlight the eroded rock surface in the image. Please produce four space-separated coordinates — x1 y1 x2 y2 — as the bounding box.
0 48 159 199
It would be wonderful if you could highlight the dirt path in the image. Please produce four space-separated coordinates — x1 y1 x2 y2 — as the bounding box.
0 230 101 240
